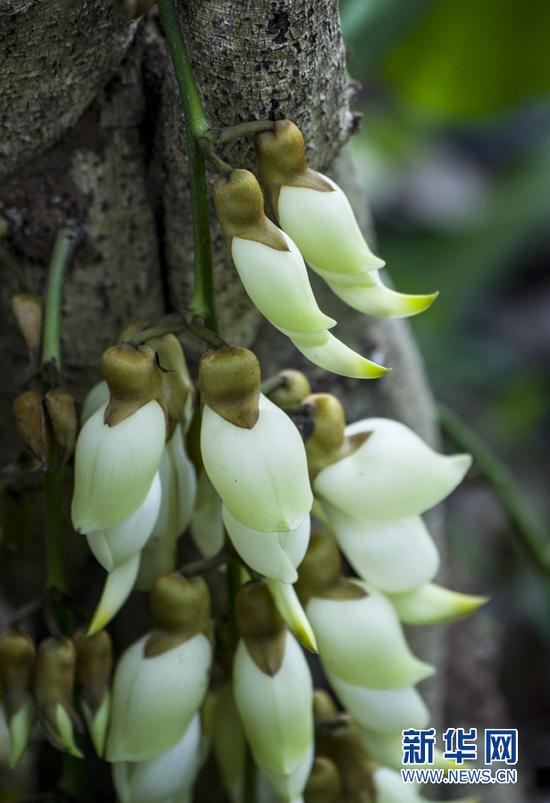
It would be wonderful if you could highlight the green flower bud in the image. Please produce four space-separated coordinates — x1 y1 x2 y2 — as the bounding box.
267 369 311 409
199 346 261 430
13 390 49 466
149 334 195 435
304 757 342 803
0 630 35 767
74 629 113 756
45 388 78 464
11 293 43 355
34 638 83 758
102 342 163 427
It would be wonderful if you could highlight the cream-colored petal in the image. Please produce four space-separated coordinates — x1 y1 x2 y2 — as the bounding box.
212 686 246 803
113 714 202 803
72 401 166 533
190 469 225 558
233 633 313 780
313 264 438 319
323 504 439 593
223 507 310 583
387 583 488 625
88 554 140 635
107 634 211 763
283 328 388 379
306 585 433 689
266 579 317 652
201 395 312 533
315 417 471 520
81 380 109 425
329 675 429 733
373 766 427 803
278 178 384 276
262 745 314 802
87 473 161 572
231 234 335 333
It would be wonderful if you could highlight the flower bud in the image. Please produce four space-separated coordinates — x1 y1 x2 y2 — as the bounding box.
199 346 261 429
211 686 246 803
81 380 109 425
136 425 197 590
71 399 165 533
102 342 162 426
201 393 312 533
190 469 225 558
74 629 112 756
149 334 195 434
0 630 35 767
11 293 42 354
13 390 49 466
45 388 78 463
387 582 488 625
86 473 161 572
266 579 317 653
112 713 202 803
233 583 314 801
267 369 311 409
106 577 212 762
222 506 310 584
304 757 342 803
322 504 439 593
88 553 141 635
314 417 472 522
214 169 387 379
303 393 370 478
34 638 83 758
256 121 436 320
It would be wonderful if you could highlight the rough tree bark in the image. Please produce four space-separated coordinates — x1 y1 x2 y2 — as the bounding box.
0 0 442 798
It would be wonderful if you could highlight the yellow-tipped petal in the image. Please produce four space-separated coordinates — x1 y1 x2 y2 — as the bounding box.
387 583 489 625
266 579 318 653
283 328 389 379
88 554 140 635
54 704 83 759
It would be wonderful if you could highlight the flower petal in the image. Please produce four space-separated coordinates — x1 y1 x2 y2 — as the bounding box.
306 585 434 689
201 395 312 533
231 234 335 333
72 401 166 533
322 504 439 593
315 417 471 520
190 469 225 558
88 554 140 635
107 634 212 763
81 380 110 425
223 507 310 583
329 675 429 734
387 583 488 625
278 177 384 276
283 328 388 379
266 579 317 652
87 473 161 572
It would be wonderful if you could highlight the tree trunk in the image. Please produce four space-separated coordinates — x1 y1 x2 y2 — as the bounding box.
0 0 442 797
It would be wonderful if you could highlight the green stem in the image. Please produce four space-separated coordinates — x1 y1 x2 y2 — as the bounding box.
438 402 550 575
180 547 232 577
216 120 275 144
127 314 225 350
44 468 68 594
261 374 287 396
42 229 77 371
158 0 219 335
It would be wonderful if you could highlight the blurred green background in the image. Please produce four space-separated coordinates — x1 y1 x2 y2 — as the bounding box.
340 1 550 800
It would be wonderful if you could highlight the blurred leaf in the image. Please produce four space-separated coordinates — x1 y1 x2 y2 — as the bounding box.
383 0 550 119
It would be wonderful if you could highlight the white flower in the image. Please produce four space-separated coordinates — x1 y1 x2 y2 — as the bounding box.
321 504 439 593
86 473 161 572
387 582 488 625
137 425 197 589
112 714 202 803
233 631 313 801
190 469 225 558
201 394 312 533
329 675 428 734
306 583 433 688
314 417 471 521
222 506 310 584
280 327 388 379
107 633 212 763
277 175 436 319
88 553 141 635
72 400 166 534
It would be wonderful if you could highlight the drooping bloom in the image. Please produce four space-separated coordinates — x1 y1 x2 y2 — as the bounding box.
199 348 312 534
107 575 212 763
213 169 387 378
112 714 203 803
0 630 36 767
233 583 314 801
386 582 488 625
88 553 141 635
256 120 437 319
